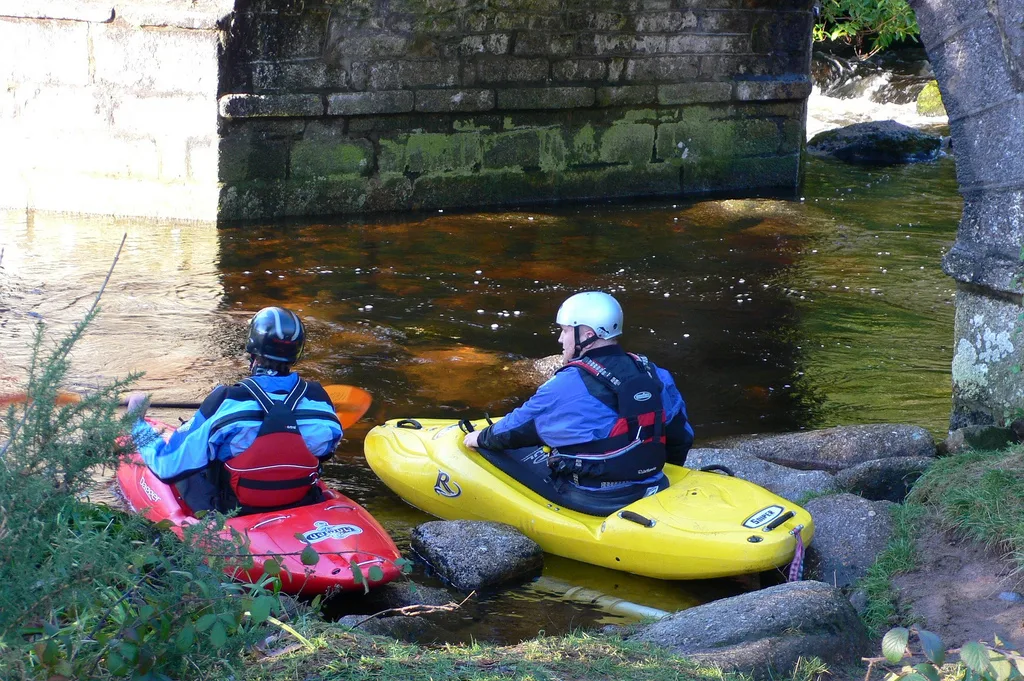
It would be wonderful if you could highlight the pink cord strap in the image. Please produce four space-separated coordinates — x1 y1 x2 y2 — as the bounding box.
788 524 805 582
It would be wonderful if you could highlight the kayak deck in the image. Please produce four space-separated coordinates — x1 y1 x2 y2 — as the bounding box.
365 418 814 580
118 418 403 595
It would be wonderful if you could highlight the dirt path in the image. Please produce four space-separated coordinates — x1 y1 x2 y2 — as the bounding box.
892 525 1024 650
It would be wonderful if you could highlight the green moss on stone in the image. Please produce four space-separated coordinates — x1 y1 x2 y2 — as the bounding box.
538 129 567 172
363 173 414 212
655 114 780 165
378 137 408 174
290 139 373 178
917 80 946 117
620 109 658 124
483 129 542 170
407 133 482 174
412 169 537 209
454 119 491 132
599 123 655 166
571 124 598 165
284 174 370 216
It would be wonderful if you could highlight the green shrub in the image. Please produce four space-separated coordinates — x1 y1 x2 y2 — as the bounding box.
814 0 920 58
0 314 286 680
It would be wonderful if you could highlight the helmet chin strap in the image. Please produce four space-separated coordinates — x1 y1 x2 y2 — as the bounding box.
572 326 599 359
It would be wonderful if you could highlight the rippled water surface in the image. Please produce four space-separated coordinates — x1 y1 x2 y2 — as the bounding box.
0 154 961 642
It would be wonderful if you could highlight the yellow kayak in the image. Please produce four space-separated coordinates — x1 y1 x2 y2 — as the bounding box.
364 418 814 580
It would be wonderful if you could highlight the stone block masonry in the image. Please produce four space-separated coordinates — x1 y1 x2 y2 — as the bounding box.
1 0 815 221
0 0 231 221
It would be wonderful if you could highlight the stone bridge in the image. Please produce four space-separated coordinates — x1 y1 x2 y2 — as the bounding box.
0 0 814 221
2 0 1022 427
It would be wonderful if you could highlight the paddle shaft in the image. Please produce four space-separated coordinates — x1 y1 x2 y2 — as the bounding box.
126 401 201 410
1 384 372 429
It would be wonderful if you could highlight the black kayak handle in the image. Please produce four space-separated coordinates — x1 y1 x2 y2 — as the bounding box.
699 464 735 476
764 510 796 532
395 419 422 429
618 510 656 527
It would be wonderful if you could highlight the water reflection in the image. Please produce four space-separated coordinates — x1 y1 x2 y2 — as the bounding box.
0 155 961 642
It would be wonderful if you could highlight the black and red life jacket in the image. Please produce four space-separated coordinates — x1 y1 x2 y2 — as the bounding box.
220 377 322 511
548 353 667 487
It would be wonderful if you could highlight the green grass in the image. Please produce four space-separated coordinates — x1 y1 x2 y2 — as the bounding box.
856 501 924 636
244 626 744 681
856 444 1024 638
909 445 1024 569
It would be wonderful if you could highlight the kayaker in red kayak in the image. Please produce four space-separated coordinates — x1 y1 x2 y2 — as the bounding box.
128 306 343 515
462 291 694 514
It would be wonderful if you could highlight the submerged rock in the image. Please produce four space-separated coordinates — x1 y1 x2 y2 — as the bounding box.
808 120 941 164
336 613 451 642
411 520 543 591
804 494 896 588
716 423 936 473
686 448 837 503
834 456 934 502
627 580 870 680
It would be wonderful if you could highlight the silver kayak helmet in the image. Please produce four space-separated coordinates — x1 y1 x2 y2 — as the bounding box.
555 291 623 339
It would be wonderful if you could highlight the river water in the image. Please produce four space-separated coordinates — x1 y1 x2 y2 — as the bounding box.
0 63 960 640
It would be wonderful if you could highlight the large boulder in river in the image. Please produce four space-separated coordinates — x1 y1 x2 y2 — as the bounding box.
808 120 941 164
834 456 934 502
411 520 543 591
686 449 837 503
715 424 935 473
804 494 896 588
627 581 870 680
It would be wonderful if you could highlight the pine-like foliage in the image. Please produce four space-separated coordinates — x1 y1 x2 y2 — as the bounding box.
0 313 284 680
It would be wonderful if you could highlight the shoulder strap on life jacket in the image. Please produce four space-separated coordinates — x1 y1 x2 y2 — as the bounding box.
238 376 307 413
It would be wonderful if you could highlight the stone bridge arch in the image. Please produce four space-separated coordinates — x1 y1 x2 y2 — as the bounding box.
909 0 1024 427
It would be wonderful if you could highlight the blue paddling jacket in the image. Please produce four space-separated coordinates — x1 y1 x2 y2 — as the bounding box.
134 373 343 485
476 345 694 483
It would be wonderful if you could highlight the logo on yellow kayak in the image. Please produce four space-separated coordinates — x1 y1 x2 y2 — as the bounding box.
302 520 363 544
434 470 462 498
743 505 784 529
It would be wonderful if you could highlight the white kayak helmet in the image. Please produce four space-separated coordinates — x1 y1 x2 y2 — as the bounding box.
556 291 623 339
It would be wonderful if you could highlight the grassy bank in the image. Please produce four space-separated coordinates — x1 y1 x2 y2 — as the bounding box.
243 627 736 681
857 443 1024 637
856 502 923 636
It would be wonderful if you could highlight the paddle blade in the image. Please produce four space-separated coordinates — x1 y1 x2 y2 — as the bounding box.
0 391 82 408
323 385 373 429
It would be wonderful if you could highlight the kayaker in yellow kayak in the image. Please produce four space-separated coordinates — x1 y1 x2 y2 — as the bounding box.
462 291 694 514
127 307 343 515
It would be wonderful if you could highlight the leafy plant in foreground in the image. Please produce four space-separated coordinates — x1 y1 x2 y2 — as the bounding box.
874 626 1024 681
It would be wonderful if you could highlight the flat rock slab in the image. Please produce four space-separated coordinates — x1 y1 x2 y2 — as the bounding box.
628 580 870 680
835 456 934 502
716 423 935 473
411 520 543 591
804 494 896 588
808 120 941 164
686 448 837 503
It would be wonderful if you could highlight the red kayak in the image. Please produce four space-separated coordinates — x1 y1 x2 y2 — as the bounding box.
117 418 403 595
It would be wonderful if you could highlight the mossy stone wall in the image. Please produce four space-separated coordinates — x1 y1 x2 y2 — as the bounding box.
219 0 815 219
